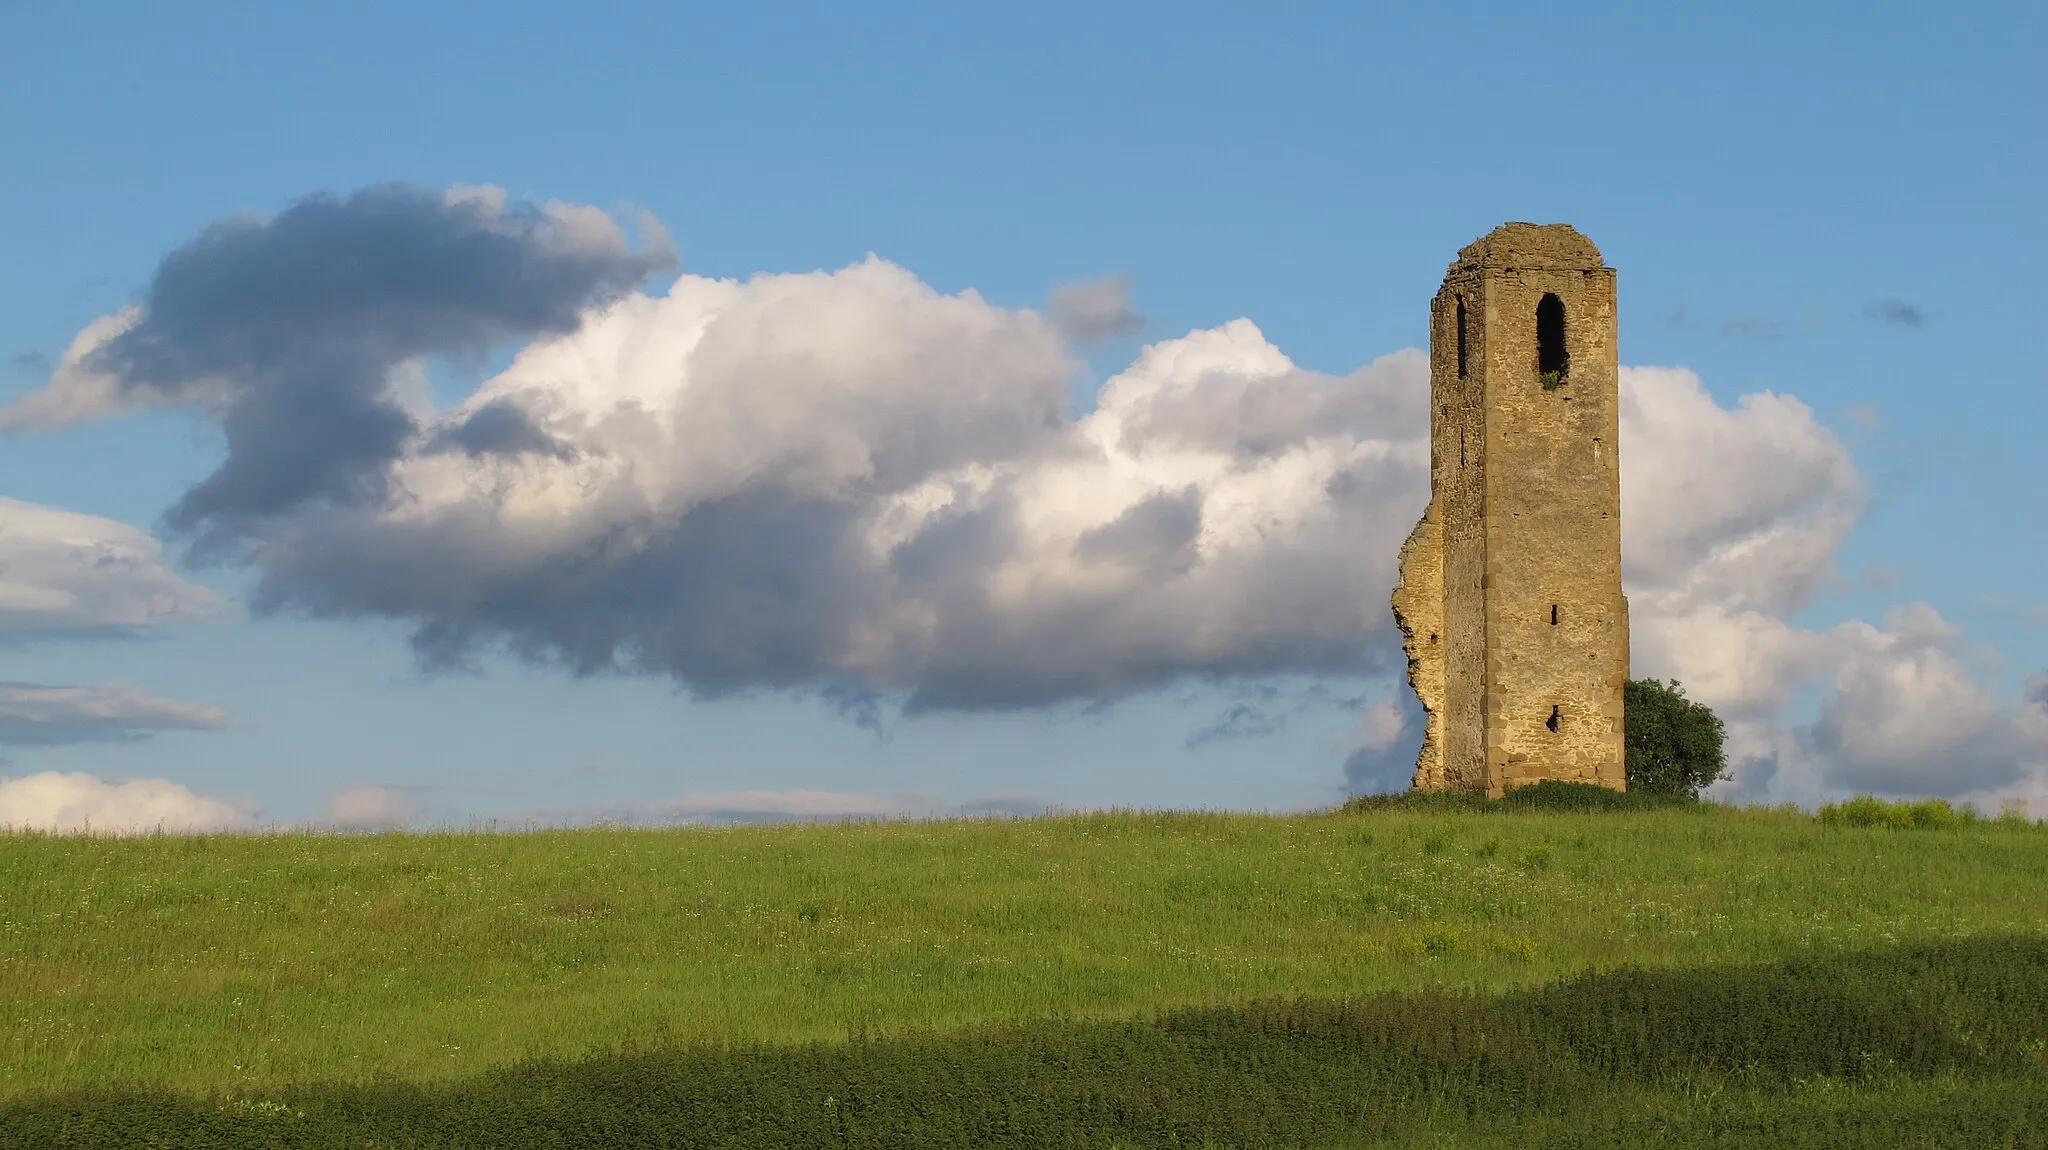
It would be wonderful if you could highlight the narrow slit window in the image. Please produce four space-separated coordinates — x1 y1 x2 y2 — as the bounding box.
1546 705 1561 733
1537 293 1568 388
1455 296 1468 379
1550 604 1558 626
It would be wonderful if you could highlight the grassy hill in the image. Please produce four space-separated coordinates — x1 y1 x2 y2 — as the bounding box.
4 798 2045 1145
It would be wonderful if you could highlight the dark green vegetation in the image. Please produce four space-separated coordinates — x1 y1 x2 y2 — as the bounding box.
9 937 2046 1148
1822 793 1984 829
1624 677 1730 796
5 799 2044 1145
1340 778 1697 813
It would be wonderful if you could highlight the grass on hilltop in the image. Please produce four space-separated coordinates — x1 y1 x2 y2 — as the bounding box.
4 790 2044 1108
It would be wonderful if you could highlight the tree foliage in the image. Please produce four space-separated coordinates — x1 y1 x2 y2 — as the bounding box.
1624 678 1728 797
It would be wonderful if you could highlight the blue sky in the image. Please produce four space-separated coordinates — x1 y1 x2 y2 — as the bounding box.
1 1 2043 828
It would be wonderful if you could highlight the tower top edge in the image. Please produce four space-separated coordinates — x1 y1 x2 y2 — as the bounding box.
1449 222 1605 273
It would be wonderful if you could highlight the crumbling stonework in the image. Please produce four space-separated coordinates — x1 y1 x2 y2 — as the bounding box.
1394 223 1629 796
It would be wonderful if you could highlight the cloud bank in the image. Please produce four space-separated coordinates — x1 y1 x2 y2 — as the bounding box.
4 183 2039 805
0 774 1054 835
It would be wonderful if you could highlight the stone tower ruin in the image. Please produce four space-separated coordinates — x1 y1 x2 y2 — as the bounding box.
1393 223 1629 796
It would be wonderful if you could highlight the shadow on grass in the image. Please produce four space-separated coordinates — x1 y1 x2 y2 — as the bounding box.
9 935 2047 1148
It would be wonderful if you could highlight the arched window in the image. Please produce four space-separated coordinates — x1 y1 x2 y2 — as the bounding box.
1455 296 1468 379
1537 293 1568 388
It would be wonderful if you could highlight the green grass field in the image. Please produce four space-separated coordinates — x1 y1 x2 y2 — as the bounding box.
4 793 2048 1137
4 798 2046 1145
12 935 2048 1147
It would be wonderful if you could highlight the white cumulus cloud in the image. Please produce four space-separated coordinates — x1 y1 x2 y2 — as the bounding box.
1612 368 2048 805
143 256 1429 711
322 784 423 829
0 770 253 834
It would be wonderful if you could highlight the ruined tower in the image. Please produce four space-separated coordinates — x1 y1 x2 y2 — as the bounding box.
1393 223 1628 796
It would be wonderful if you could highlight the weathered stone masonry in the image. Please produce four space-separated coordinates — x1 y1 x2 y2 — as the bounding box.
1394 223 1629 796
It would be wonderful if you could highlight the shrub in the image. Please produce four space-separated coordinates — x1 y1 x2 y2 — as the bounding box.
1624 679 1728 797
1819 795 1973 829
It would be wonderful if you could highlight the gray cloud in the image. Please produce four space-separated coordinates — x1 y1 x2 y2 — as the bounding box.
427 397 576 459
0 496 228 643
1769 605 2048 798
1048 275 1144 344
1185 681 1369 750
0 681 229 746
1072 489 1202 575
1718 315 1788 339
10 185 669 550
1798 609 2048 795
1187 698 1285 748
1806 689 2040 796
8 350 50 373
1865 299 1928 328
1338 693 1423 795
1341 743 1414 795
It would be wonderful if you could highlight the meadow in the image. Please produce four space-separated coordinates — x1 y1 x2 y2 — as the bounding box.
4 796 2046 1145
